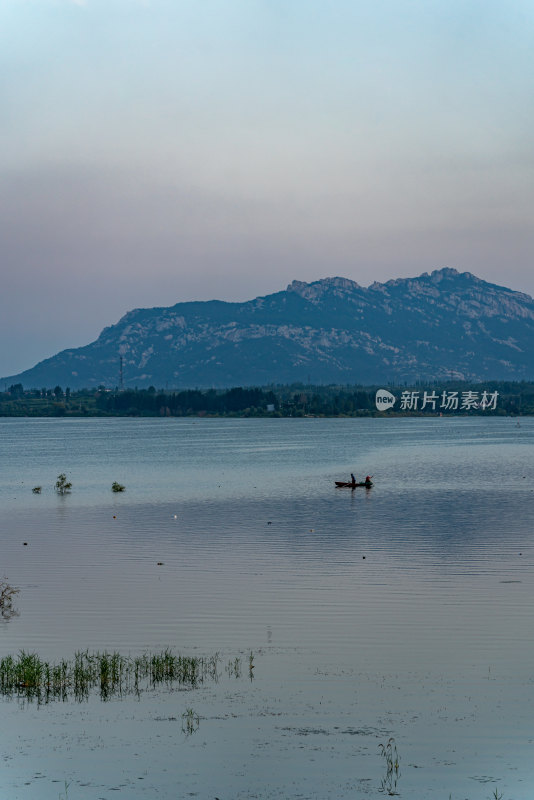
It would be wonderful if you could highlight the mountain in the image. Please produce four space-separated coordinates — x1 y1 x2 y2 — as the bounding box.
4 268 534 389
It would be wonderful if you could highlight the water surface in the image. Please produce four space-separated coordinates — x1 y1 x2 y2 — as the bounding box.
0 417 533 798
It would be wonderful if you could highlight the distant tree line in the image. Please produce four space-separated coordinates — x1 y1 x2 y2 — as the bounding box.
95 386 277 416
1 381 534 417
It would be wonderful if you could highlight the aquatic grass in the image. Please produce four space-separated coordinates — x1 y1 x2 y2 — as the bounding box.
378 737 400 795
111 481 125 492
0 648 244 704
0 578 19 618
226 656 242 678
181 707 200 736
55 473 72 494
58 782 70 800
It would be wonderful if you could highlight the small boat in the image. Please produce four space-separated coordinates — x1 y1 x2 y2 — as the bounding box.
335 480 373 488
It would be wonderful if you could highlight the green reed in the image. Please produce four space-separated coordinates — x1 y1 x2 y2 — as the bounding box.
58 782 70 800
0 648 244 704
181 706 200 736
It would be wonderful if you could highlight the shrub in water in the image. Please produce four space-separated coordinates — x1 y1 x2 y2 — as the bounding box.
55 474 72 494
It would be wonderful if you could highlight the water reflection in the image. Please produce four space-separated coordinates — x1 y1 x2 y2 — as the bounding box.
0 417 533 798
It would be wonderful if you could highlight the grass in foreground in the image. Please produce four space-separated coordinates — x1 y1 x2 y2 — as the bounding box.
379 737 400 795
0 648 250 704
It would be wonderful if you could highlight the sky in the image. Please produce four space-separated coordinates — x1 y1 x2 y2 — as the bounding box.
1 0 533 377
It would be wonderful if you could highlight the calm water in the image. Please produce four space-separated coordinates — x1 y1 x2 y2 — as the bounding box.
1 417 533 799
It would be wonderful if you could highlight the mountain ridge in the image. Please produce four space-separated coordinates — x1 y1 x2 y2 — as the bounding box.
5 268 534 389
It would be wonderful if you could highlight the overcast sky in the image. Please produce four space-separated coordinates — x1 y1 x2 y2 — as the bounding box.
1 0 533 377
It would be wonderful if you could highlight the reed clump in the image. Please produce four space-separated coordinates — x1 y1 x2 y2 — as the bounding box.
111 481 125 492
0 648 237 704
378 737 400 795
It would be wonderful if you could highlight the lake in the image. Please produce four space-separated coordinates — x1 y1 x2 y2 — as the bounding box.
0 416 533 799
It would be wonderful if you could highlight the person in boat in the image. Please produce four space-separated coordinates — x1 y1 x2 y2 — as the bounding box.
351 473 356 486
364 475 372 485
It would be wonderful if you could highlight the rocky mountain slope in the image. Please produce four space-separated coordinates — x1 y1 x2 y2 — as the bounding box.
5 268 534 389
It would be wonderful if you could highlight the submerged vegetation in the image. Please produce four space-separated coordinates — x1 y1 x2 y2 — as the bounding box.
378 737 400 796
0 579 19 621
30 477 127 496
58 782 71 800
55 473 72 494
181 706 200 736
0 649 249 704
